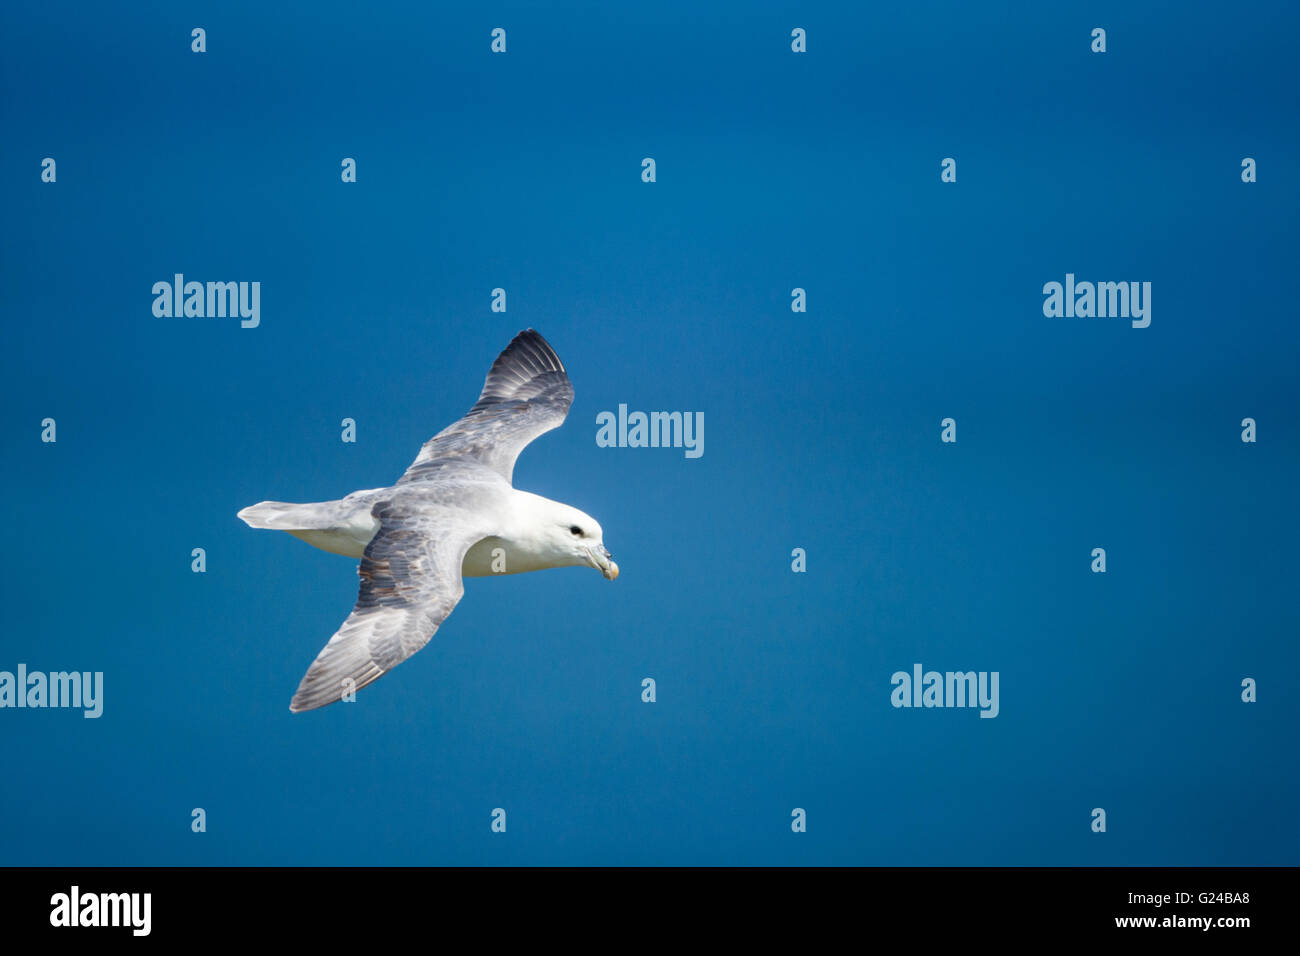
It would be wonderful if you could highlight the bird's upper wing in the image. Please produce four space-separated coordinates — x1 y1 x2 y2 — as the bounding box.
289 496 496 713
398 329 574 486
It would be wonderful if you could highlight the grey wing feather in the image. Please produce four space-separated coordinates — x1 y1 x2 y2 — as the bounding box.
288 500 492 713
399 329 573 486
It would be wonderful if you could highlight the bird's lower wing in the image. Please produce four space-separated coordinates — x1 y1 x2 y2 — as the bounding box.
289 500 494 713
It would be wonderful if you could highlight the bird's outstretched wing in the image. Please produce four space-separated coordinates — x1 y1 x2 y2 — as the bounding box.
399 328 573 486
289 499 495 713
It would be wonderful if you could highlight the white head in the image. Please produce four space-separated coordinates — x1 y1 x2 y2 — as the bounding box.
537 500 619 580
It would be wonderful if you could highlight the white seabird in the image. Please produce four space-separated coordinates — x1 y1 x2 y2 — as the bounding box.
238 329 618 713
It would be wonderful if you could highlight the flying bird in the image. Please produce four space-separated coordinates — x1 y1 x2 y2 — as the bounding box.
238 329 618 712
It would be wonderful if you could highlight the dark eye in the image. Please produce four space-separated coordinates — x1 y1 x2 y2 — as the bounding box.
569 525 582 536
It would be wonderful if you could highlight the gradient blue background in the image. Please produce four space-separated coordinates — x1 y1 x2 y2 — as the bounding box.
2 1 1297 865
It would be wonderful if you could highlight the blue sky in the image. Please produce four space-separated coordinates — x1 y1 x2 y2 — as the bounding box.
1 1 1297 865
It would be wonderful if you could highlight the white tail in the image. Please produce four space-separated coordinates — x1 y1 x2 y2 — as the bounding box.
237 494 383 558
237 500 315 530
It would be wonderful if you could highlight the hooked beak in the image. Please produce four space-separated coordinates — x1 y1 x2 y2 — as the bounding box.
588 545 619 581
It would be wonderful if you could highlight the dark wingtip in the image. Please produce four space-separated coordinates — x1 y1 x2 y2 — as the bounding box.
506 328 560 366
483 330 566 392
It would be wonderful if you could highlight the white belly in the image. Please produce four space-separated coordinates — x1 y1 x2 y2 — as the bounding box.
462 536 553 577
289 531 551 577
287 527 373 559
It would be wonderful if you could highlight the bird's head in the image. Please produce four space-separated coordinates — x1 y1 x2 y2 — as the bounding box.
547 503 618 580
